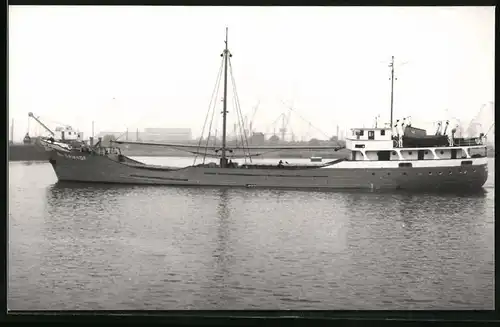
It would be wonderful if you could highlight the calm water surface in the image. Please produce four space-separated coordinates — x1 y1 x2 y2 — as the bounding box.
8 157 495 310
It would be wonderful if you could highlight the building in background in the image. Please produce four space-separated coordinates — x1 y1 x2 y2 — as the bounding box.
141 128 192 142
249 132 265 145
96 128 192 142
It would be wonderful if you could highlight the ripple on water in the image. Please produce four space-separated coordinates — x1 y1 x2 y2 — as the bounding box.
7 160 495 310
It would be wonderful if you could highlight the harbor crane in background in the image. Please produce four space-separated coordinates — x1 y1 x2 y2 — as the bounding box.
266 111 292 142
244 100 260 135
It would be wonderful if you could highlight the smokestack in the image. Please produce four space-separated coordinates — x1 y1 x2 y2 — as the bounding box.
126 128 129 141
89 137 94 147
336 125 339 138
136 128 139 141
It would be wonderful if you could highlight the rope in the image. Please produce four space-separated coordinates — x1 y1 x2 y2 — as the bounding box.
192 57 224 165
203 70 224 164
229 58 252 163
229 69 246 161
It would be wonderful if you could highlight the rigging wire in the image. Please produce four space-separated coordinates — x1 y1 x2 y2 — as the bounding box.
202 64 225 164
231 92 248 162
485 122 495 138
228 58 252 163
280 103 332 141
192 57 224 165
229 70 247 161
231 79 250 162
204 99 221 164
210 101 223 161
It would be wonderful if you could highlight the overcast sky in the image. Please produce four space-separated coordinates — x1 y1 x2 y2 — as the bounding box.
8 6 494 141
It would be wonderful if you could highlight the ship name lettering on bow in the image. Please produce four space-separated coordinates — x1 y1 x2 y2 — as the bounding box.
57 152 86 160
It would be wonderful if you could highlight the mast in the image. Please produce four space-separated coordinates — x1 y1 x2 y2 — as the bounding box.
220 27 229 168
389 55 395 129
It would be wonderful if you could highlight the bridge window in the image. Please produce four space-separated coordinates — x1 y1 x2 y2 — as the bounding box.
399 163 412 168
355 144 365 148
359 130 364 136
381 130 386 136
368 131 375 140
461 160 473 165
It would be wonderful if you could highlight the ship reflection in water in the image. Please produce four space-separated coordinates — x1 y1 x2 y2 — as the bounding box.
8 160 495 310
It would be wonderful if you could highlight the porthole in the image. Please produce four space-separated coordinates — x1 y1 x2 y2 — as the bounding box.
440 151 444 155
463 170 467 174
449 171 452 175
372 173 375 175
429 172 432 175
402 172 407 176
387 172 391 176
438 172 443 175
392 151 397 155
473 169 477 173
409 151 413 155
425 151 429 155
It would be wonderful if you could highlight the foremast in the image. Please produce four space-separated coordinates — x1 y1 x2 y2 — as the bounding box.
220 27 230 168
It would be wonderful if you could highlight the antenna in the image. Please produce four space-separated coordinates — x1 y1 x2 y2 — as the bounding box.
389 56 395 129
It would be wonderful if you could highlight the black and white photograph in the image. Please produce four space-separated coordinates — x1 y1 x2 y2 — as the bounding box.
8 6 494 311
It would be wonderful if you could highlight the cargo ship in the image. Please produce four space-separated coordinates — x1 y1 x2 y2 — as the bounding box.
33 29 489 192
